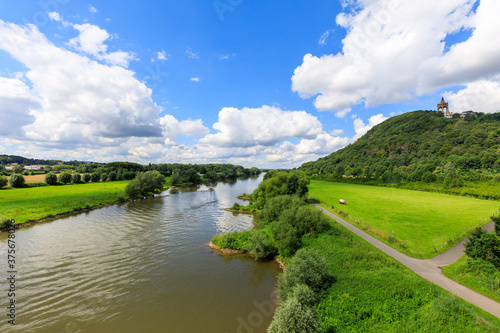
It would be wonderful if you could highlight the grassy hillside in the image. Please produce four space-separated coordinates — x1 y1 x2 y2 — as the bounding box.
308 180 499 258
300 111 500 199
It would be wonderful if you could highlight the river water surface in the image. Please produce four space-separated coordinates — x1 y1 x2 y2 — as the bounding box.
0 174 280 333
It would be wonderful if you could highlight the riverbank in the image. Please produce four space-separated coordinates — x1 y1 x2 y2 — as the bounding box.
207 242 285 271
0 179 170 228
221 208 258 214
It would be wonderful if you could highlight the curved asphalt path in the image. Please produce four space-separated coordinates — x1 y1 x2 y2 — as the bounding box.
309 201 500 318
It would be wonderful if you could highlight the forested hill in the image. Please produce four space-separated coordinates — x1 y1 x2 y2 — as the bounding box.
300 111 500 198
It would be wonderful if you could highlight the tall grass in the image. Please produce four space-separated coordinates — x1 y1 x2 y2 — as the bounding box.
305 226 500 332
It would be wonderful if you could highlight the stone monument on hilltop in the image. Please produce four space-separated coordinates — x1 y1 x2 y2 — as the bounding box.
437 97 453 118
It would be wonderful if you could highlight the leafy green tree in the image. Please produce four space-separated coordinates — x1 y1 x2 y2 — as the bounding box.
82 173 91 183
0 175 8 188
464 227 500 268
108 171 117 181
100 173 108 182
72 173 81 184
277 248 334 302
267 297 319 333
58 172 72 184
44 172 58 185
13 165 24 174
252 171 309 209
125 171 166 197
270 219 300 257
90 172 100 182
259 195 306 228
9 174 25 188
170 173 181 185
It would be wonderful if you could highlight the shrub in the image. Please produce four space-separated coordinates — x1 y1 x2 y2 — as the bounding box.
108 171 117 181
267 297 319 333
100 173 108 182
58 172 72 184
0 175 8 188
277 248 335 302
25 182 49 188
23 171 29 176
72 173 81 184
82 173 91 183
0 217 14 229
492 215 500 236
44 172 58 185
90 172 100 182
9 174 25 188
246 230 277 261
231 202 241 210
117 195 126 202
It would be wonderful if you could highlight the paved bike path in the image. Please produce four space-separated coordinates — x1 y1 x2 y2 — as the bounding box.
309 201 500 318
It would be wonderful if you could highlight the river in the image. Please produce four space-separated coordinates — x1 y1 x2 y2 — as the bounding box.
0 174 280 333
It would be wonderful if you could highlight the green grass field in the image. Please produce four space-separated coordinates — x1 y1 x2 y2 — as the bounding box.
0 181 130 224
309 181 500 258
442 255 500 303
304 227 500 332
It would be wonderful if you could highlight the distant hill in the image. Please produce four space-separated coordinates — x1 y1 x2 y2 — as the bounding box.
0 154 100 166
300 110 500 199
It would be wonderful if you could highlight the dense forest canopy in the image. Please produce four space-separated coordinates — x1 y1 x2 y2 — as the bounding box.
299 111 500 197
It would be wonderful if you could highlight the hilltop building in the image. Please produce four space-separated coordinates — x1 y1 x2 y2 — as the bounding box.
437 98 453 118
436 98 474 118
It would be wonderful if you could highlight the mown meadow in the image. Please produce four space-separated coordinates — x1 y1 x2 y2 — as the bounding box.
308 180 499 258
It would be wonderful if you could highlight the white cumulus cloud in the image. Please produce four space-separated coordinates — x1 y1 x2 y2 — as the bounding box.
0 77 39 137
0 20 204 154
200 105 324 148
292 0 500 113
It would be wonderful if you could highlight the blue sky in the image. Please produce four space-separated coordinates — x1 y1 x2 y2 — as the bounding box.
1 0 499 168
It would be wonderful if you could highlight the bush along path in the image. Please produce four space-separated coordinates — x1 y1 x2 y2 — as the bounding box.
308 200 500 318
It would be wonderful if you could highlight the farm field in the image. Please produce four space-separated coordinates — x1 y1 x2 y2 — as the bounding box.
308 180 500 258
0 181 131 224
23 173 57 183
